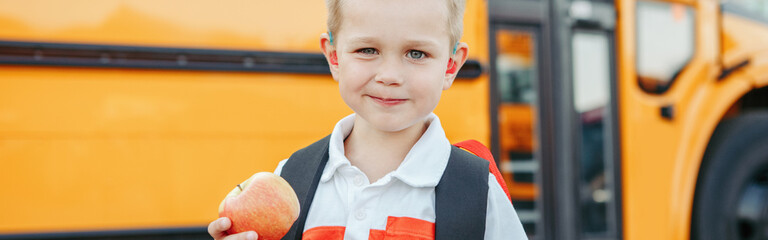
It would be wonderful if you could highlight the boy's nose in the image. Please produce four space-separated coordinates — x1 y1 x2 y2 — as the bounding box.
375 75 402 86
374 59 404 86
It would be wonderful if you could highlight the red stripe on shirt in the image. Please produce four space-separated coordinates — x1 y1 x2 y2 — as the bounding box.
303 216 435 240
303 226 345 240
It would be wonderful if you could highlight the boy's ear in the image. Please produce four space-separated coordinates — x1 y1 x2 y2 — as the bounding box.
443 42 469 90
320 32 340 81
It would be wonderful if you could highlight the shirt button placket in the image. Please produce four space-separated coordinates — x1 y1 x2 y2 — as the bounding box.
354 208 367 220
353 174 365 187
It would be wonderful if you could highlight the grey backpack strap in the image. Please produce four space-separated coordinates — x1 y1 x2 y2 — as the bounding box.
280 135 331 240
435 146 490 240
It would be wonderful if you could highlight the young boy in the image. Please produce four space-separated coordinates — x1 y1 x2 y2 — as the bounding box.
209 0 527 239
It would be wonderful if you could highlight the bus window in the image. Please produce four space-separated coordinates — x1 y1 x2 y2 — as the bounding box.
636 0 695 94
572 30 615 234
723 0 768 20
496 30 536 104
493 28 539 236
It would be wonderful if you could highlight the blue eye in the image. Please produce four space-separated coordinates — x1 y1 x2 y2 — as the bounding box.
358 48 377 55
408 50 425 59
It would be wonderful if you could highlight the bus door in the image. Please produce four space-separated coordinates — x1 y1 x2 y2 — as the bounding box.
490 0 621 239
489 0 552 238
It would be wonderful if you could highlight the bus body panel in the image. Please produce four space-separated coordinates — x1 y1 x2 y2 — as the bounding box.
0 0 325 52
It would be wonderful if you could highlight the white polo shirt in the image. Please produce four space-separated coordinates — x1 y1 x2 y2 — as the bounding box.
275 113 527 240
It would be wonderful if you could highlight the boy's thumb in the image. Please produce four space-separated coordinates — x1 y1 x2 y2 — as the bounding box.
219 217 231 229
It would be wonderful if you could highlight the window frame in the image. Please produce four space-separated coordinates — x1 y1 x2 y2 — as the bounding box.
634 0 697 94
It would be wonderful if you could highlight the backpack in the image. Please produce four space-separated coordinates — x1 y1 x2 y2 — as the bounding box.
279 135 511 240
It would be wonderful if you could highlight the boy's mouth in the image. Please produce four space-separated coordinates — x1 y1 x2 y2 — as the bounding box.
368 95 407 106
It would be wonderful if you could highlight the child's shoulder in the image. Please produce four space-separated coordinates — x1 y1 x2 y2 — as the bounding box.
279 134 332 176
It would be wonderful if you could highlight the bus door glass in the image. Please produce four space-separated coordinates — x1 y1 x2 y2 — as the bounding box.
569 0 620 237
492 26 540 238
572 29 614 234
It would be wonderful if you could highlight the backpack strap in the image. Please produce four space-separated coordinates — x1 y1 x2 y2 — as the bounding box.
280 135 331 240
453 140 512 201
434 146 490 240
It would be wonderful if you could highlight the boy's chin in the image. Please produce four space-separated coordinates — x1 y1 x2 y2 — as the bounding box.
359 115 428 134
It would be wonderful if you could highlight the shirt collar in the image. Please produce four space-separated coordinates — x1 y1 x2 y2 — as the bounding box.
322 113 451 188
322 114 356 182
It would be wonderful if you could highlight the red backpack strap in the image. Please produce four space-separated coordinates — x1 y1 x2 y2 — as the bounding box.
453 140 512 201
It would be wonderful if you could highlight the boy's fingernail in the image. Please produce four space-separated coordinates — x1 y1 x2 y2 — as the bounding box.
247 231 257 240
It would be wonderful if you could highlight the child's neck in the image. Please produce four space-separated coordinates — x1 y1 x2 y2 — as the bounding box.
344 117 429 183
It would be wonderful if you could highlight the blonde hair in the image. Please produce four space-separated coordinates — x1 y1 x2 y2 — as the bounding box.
325 0 466 52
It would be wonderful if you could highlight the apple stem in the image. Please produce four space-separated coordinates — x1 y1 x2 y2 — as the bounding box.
237 184 243 191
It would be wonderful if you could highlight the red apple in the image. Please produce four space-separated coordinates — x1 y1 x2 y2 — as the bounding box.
218 172 300 240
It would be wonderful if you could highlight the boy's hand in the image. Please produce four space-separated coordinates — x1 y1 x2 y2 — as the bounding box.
208 217 259 240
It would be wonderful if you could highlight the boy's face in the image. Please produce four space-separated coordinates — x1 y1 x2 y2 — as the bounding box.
322 0 468 133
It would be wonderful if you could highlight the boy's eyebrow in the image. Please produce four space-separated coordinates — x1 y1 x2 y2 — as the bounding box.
345 36 441 48
346 36 379 44
402 39 441 48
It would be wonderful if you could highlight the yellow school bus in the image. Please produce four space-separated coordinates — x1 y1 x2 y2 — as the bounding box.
2 0 768 239
0 0 490 238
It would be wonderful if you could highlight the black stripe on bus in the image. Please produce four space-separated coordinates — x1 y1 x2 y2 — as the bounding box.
0 40 483 79
0 226 209 240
